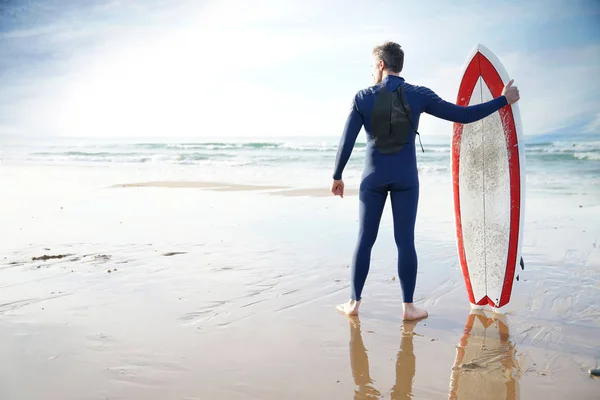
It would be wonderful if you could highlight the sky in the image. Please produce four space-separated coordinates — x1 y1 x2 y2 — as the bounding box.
0 0 599 139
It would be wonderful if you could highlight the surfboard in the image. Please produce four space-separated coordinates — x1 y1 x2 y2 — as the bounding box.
452 43 526 313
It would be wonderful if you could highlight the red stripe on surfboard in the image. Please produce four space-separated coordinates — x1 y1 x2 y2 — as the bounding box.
452 54 482 305
453 51 521 308
478 53 521 308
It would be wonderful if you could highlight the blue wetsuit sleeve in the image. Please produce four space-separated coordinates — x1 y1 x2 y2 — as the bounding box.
421 87 508 124
332 95 364 180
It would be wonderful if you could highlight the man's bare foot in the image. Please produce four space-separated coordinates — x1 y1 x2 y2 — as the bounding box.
403 303 428 321
336 299 360 316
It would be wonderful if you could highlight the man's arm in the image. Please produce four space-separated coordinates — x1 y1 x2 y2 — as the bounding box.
421 87 508 124
332 95 364 180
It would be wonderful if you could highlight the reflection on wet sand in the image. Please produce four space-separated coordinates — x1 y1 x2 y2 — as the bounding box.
347 317 418 399
448 311 520 400
346 311 520 399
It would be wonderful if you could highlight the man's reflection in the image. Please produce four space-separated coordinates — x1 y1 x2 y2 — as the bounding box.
348 317 382 399
346 311 520 399
347 317 419 399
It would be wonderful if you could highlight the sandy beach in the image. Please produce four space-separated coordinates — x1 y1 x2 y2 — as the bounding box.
1 163 599 399
2 0 599 397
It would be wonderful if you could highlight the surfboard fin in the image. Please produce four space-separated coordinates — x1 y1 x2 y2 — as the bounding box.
516 274 519 281
520 257 524 270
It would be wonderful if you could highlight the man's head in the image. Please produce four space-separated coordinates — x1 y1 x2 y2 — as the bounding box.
371 41 404 84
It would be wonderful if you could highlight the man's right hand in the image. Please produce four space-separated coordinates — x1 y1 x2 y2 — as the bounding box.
331 179 344 198
502 79 520 105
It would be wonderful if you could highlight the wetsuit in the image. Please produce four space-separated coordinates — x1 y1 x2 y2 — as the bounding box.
333 75 508 303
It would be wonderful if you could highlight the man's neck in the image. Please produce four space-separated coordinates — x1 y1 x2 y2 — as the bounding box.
382 71 400 80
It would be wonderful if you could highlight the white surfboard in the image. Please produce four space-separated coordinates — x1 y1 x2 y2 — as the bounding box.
452 44 526 313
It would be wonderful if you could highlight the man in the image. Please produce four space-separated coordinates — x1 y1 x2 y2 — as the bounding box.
332 41 520 320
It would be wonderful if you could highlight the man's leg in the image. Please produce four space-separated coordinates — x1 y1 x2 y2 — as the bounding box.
337 180 387 316
390 184 428 320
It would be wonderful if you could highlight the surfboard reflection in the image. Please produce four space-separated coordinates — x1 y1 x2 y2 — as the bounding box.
347 317 418 399
448 311 520 400
346 312 520 399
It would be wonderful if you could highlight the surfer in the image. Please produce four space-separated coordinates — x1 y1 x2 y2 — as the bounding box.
332 41 520 320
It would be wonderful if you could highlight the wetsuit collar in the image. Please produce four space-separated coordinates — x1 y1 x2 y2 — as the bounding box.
381 75 405 90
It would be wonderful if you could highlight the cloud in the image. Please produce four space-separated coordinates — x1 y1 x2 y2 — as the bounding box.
584 113 600 134
501 45 600 135
410 43 600 137
1 0 599 138
1 0 378 138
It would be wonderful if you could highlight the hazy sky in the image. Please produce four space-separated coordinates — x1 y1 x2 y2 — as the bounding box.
1 0 599 138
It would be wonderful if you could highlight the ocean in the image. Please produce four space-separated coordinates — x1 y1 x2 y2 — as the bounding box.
2 133 599 193
2 135 599 400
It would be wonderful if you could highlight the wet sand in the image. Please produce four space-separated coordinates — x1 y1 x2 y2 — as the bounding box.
113 181 289 191
112 180 360 197
1 164 599 399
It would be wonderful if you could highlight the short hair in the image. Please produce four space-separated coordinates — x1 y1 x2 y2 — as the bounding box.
372 41 404 73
